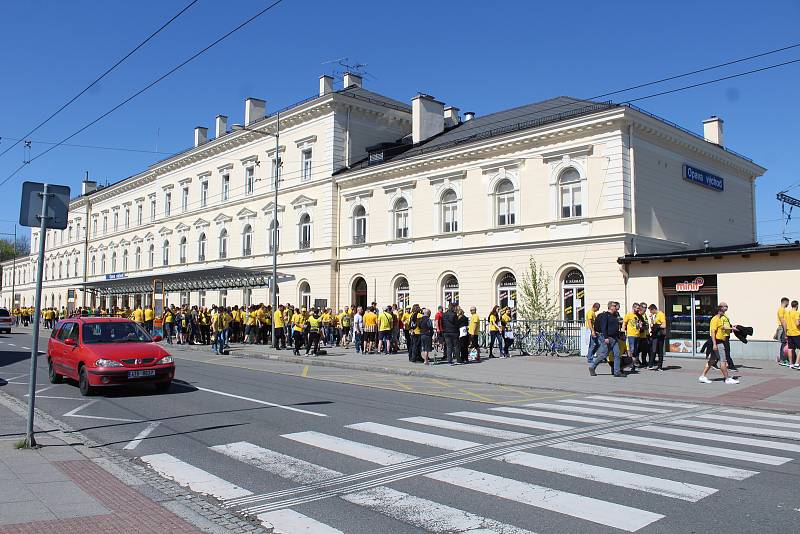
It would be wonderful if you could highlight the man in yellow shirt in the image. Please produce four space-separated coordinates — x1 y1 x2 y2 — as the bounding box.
273 304 286 350
700 302 739 384
377 306 393 355
778 297 790 365
785 300 800 369
647 304 667 371
144 305 155 333
132 305 144 326
468 307 481 361
291 308 306 355
306 308 322 355
622 303 642 369
585 302 601 362
363 307 378 354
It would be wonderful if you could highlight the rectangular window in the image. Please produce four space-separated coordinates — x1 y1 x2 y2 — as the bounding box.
124 209 130 229
301 149 312 181
222 174 230 201
113 212 119 231
181 187 189 212
245 167 254 195
271 157 281 184
92 219 97 236
442 205 458 233
103 216 108 234
150 199 156 222
137 205 143 226
200 181 208 207
165 192 171 217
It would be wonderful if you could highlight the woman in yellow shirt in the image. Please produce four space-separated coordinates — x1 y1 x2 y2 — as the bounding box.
291 309 306 355
487 306 501 358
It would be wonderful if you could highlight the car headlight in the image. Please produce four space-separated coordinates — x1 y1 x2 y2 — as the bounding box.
94 359 123 367
156 356 174 364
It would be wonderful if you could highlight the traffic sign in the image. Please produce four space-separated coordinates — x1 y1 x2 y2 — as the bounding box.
19 181 71 229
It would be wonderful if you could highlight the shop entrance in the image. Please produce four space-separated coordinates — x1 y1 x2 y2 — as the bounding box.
662 275 717 357
352 277 368 309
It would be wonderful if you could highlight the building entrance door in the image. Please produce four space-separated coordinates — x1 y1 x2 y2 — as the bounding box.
352 277 368 309
663 275 717 358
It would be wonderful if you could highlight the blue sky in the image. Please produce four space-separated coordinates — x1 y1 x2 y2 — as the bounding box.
1 0 799 243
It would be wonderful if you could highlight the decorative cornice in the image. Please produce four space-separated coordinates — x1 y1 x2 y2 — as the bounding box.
290 195 317 208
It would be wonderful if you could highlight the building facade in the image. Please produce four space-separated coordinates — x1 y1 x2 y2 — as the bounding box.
1 74 767 347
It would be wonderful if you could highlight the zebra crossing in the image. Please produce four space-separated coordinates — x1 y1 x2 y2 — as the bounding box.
139 395 800 533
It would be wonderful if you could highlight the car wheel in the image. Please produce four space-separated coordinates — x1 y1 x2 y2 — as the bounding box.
78 366 94 396
48 358 62 384
154 380 172 393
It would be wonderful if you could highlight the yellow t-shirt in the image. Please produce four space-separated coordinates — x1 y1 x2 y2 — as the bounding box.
164 311 173 323
489 314 498 332
273 310 285 328
778 306 787 327
468 313 480 335
144 308 154 321
378 311 392 332
246 313 257 326
292 313 305 332
652 311 666 329
132 309 144 322
709 314 731 340
585 309 596 329
623 312 640 337
321 312 331 324
786 309 800 337
363 311 377 329
411 312 422 335
308 315 322 332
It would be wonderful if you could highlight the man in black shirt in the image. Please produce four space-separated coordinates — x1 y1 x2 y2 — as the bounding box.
589 301 624 377
442 303 460 365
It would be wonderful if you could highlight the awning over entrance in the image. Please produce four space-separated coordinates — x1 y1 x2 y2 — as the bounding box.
81 266 294 296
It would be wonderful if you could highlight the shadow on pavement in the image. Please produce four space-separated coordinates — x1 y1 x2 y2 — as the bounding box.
91 422 248 448
0 349 32 368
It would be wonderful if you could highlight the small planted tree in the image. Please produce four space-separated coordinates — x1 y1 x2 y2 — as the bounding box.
518 257 559 322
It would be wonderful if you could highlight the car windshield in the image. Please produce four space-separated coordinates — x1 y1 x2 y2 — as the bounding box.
0 309 9 317
82 322 152 344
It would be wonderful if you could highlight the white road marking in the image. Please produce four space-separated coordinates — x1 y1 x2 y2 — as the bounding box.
722 408 800 422
448 411 574 431
140 453 252 500
400 416 531 440
63 400 141 423
346 422 480 450
20 346 30 350
523 402 643 419
587 395 698 409
257 509 344 534
599 433 791 465
670 419 800 440
219 441 535 534
343 485 538 534
212 441 341 484
492 406 609 424
550 441 757 480
123 422 161 450
25 385 55 395
639 425 800 453
347 423 715 502
28 395 80 400
556 398 672 413
4 374 27 381
692 413 800 430
284 431 417 465
281 432 662 532
7 343 15 346
195 386 326 417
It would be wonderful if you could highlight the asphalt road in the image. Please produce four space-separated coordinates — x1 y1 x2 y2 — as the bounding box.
2 328 800 534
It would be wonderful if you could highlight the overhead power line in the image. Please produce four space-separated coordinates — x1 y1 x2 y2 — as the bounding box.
0 136 173 155
0 0 199 161
0 0 287 189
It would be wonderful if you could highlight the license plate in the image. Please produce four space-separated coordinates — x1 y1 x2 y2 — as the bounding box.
128 370 156 379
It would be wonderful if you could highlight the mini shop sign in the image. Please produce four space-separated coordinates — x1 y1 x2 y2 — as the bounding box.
683 165 724 191
675 277 704 292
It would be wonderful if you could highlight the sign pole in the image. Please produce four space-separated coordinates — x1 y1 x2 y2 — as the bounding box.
26 184 51 447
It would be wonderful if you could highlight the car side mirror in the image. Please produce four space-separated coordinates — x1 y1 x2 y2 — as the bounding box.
64 338 76 346
151 335 162 342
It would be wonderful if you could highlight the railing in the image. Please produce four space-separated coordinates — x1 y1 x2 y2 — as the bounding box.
298 240 310 250
353 235 366 245
477 319 583 356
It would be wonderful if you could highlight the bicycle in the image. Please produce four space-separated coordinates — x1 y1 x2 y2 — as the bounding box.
531 327 572 357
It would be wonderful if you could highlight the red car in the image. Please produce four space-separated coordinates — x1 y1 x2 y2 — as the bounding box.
47 317 175 396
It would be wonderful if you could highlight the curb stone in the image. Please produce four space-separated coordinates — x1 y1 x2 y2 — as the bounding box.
0 390 272 534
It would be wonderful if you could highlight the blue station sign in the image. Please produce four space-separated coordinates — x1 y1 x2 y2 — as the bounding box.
683 164 724 192
105 272 126 280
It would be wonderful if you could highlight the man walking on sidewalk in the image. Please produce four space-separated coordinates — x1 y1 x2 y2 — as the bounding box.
589 301 624 377
778 297 790 366
699 302 739 384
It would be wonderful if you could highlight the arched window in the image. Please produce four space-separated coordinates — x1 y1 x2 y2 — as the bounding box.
58 261 63 279
393 198 409 239
68 226 73 241
299 214 311 250
561 268 585 321
197 233 206 261
268 220 279 253
73 257 79 278
495 179 515 226
497 272 517 308
299 281 311 310
242 224 252 256
123 250 129 271
218 229 228 259
101 254 106 274
440 189 458 233
352 277 367 309
162 240 170 266
559 168 582 219
91 255 96 275
179 236 188 263
148 244 154 268
111 252 117 273
394 277 410 309
353 205 366 244
135 247 141 270
442 274 459 306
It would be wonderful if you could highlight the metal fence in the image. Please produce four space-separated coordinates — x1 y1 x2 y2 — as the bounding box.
476 319 583 356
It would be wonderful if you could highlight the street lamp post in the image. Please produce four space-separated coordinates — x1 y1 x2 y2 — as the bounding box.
232 113 280 346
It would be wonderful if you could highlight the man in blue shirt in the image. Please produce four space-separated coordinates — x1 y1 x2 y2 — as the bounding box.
589 301 624 377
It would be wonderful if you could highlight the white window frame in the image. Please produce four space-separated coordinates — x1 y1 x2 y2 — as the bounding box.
125 208 130 229
181 186 189 212
352 206 367 245
198 233 206 261
245 166 255 196
558 167 583 220
495 179 516 227
268 220 280 253
301 148 313 182
496 271 517 308
137 204 143 226
299 214 311 250
393 198 409 240
135 247 141 270
113 212 119 232
222 173 230 201
395 277 410 309
200 181 208 207
242 225 253 256
165 192 172 217
162 240 170 266
179 237 187 263
150 199 156 222
440 190 459 234
442 275 459 307
299 282 311 310
219 229 228 259
148 245 154 268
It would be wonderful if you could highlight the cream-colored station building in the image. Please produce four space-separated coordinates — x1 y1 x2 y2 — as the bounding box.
3 73 783 356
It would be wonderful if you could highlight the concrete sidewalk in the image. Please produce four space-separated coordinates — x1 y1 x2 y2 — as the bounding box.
169 340 800 412
0 392 269 533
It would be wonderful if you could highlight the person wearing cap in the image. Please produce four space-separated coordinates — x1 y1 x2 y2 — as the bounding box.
700 302 739 384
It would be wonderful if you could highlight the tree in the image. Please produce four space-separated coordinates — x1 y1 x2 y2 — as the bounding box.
0 236 29 262
517 257 559 322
